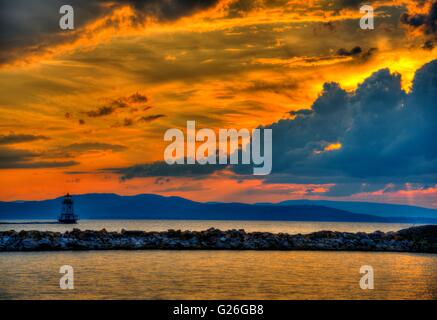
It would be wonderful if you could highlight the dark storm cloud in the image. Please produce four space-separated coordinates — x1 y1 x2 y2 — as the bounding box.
0 0 105 64
401 1 437 48
259 59 437 194
0 146 78 169
0 134 50 145
0 0 220 64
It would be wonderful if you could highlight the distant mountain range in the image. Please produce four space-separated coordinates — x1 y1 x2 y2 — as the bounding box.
274 200 437 219
1 193 437 223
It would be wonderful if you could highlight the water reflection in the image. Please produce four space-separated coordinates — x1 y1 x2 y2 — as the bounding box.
0 250 436 299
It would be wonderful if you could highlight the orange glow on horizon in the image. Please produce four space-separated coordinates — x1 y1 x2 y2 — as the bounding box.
1 0 437 207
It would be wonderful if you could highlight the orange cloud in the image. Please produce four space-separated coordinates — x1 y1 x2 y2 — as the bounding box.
324 142 342 151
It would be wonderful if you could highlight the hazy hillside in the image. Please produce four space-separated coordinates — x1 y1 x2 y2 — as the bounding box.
277 200 437 219
1 194 437 223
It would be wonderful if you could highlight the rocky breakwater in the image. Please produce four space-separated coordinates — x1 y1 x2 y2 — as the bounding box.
0 225 436 253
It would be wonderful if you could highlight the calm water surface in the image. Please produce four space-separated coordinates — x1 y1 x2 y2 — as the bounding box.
0 219 424 233
1 220 436 300
1 250 436 300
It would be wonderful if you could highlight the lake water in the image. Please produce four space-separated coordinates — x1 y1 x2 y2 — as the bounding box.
1 220 436 300
0 219 424 234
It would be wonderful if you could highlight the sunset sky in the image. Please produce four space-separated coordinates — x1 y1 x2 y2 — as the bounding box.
1 0 437 207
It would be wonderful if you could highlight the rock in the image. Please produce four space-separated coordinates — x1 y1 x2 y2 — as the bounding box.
397 225 437 242
0 225 436 252
360 238 376 247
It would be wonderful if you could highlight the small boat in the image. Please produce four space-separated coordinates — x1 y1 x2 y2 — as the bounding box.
58 193 79 224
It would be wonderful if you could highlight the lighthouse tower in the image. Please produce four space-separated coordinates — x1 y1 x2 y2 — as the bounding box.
58 193 79 224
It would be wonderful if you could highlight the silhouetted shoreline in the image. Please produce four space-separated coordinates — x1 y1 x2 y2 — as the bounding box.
0 225 436 253
3 194 437 224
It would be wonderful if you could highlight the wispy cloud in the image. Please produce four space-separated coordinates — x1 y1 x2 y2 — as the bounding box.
0 134 50 145
0 146 78 169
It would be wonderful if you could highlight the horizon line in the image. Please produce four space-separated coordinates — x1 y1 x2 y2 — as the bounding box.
2 192 437 210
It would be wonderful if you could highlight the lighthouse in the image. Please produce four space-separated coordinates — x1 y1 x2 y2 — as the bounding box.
58 193 79 224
